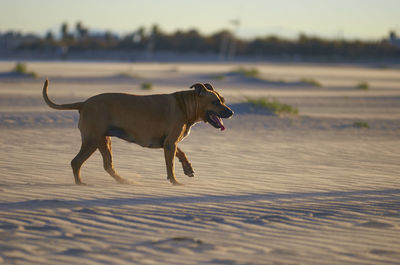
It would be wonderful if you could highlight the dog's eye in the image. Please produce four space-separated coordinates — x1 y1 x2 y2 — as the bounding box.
212 100 221 106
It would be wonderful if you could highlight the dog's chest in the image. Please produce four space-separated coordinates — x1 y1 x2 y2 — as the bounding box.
180 123 194 141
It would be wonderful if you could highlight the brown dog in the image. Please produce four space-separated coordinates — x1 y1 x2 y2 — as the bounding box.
42 80 233 185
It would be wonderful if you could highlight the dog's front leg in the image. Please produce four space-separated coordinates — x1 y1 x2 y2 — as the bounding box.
163 141 181 185
176 147 194 177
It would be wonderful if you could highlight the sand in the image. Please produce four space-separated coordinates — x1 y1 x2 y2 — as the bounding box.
0 61 399 264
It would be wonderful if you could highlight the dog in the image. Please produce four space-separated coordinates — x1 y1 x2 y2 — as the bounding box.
42 80 233 185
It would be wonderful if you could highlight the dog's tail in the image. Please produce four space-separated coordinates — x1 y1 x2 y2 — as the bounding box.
42 79 83 110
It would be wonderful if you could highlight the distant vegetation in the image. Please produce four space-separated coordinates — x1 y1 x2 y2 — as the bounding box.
356 81 369 90
8 21 400 61
300 78 322 87
353 121 369 128
233 67 260 78
140 82 153 90
224 67 323 87
210 74 225 81
12 62 37 78
246 96 299 115
116 72 139 79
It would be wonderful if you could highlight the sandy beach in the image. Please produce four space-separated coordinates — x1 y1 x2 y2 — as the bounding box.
0 61 399 265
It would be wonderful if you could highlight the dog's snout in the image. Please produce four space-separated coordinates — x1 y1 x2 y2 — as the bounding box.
220 107 234 118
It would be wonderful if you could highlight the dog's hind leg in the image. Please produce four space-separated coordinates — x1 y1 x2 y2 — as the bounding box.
176 147 194 177
98 136 132 184
71 139 97 185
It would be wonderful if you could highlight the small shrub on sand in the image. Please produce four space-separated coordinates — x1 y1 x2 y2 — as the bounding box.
141 82 153 90
300 78 322 87
353 121 369 128
234 67 260 78
117 72 140 79
246 96 298 115
13 62 37 78
210 74 225 81
356 81 369 90
14 62 28 73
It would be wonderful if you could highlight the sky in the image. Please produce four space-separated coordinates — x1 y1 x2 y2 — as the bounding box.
1 0 399 40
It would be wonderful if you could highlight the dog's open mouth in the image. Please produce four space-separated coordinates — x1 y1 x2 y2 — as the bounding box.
206 111 225 131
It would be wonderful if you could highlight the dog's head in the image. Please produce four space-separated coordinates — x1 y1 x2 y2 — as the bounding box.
190 83 233 131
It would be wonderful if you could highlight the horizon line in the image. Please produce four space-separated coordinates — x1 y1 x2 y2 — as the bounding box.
0 23 396 42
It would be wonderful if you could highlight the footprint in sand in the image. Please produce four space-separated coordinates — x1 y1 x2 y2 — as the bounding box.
356 220 394 228
151 237 214 253
177 215 225 223
23 225 63 232
369 249 399 256
246 215 291 225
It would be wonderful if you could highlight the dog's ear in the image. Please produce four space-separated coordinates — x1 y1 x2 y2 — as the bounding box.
204 83 225 102
203 83 214 91
190 83 208 96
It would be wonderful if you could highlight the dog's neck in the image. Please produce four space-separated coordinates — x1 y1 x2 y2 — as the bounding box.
174 90 200 125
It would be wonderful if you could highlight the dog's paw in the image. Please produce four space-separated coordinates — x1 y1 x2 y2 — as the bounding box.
74 178 86 185
167 177 184 186
182 164 195 177
172 181 184 186
116 178 136 185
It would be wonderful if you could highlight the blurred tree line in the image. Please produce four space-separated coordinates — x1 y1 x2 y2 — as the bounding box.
14 21 400 60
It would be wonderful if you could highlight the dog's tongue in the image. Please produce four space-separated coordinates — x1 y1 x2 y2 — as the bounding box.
212 115 225 131
219 121 225 131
